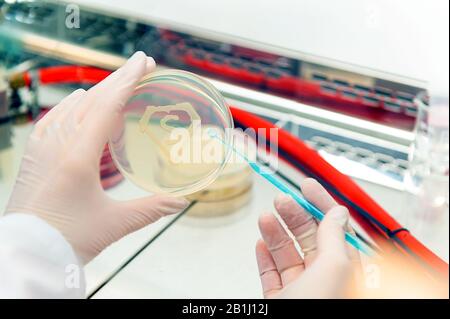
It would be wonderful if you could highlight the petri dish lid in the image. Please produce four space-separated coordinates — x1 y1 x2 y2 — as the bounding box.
109 69 234 197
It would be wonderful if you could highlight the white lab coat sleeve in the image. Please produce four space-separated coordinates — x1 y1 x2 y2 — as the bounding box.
0 213 85 298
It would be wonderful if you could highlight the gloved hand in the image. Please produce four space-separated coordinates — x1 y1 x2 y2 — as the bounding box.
5 52 189 263
256 178 361 298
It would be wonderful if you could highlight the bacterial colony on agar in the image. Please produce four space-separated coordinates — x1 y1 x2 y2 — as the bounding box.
109 69 234 197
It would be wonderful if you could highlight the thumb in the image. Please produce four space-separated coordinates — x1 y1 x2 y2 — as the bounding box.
308 206 353 298
117 195 190 235
80 51 155 154
316 206 350 259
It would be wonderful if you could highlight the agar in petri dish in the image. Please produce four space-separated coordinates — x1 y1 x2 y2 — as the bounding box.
109 69 234 197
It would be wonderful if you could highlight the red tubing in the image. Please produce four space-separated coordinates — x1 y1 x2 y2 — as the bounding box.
37 66 112 86
230 106 449 280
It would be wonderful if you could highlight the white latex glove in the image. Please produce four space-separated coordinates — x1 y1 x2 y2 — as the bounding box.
5 52 189 263
256 178 361 299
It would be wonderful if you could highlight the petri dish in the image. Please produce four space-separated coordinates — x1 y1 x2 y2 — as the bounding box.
109 69 234 197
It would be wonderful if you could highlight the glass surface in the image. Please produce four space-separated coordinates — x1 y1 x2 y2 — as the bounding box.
109 69 233 196
404 92 449 224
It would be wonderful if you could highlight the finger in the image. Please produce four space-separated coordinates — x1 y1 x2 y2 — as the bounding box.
115 195 189 237
78 52 155 157
54 90 87 125
258 213 305 286
51 90 89 142
316 206 351 261
32 89 86 139
44 90 87 146
301 178 338 213
74 52 155 125
314 206 353 296
302 179 360 263
89 52 155 96
256 239 282 298
344 221 362 264
274 194 318 266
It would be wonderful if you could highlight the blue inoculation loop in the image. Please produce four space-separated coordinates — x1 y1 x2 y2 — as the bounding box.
208 128 374 256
